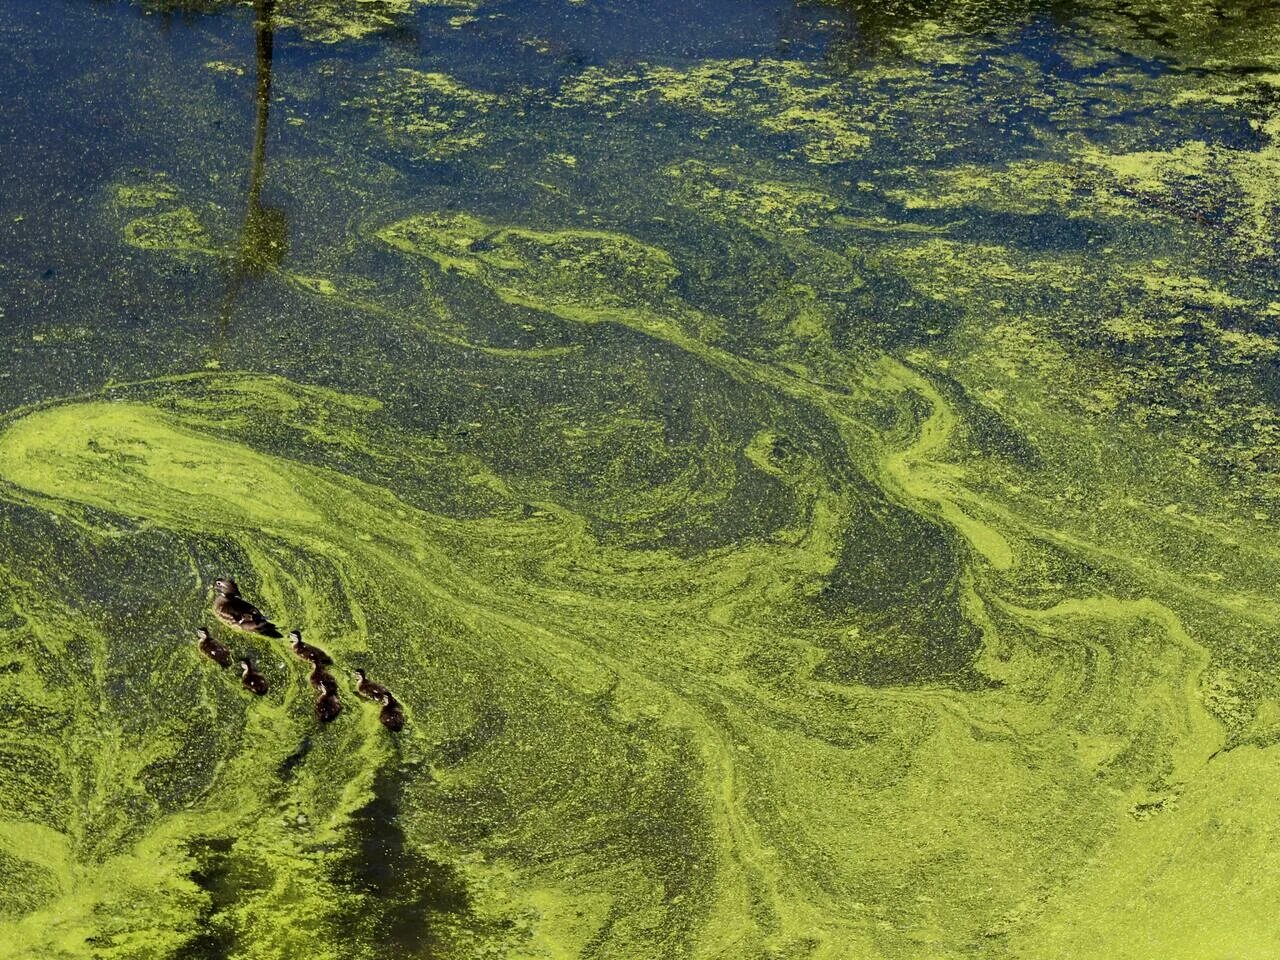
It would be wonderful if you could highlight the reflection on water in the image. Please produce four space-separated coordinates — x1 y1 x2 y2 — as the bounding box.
217 0 286 355
0 0 1279 957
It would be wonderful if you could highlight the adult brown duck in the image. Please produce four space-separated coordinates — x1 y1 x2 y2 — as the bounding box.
195 627 232 668
238 658 269 696
212 578 280 637
288 629 333 666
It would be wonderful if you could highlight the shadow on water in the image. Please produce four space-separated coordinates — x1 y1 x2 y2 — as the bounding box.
331 762 473 956
182 759 472 957
277 734 312 780
184 836 249 960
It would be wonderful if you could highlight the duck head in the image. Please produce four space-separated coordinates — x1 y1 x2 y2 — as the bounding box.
213 578 239 597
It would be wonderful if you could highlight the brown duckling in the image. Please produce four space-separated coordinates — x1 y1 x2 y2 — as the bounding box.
314 676 342 723
238 658 269 696
308 660 336 691
212 578 280 637
352 668 391 702
378 692 405 732
195 627 232 668
287 629 333 667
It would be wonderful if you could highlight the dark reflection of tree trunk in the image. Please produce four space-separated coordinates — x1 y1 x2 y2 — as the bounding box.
247 0 274 225
214 0 287 357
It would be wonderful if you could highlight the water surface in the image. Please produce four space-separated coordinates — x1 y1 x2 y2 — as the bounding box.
1 0 1279 957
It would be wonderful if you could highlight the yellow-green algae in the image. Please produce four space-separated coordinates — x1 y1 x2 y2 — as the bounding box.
348 69 501 159
6 195 1278 958
555 59 877 164
8 1 1280 957
663 160 840 235
122 208 217 254
137 0 477 44
0 366 1219 956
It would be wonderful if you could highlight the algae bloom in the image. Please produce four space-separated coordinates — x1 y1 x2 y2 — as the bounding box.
1 0 1280 957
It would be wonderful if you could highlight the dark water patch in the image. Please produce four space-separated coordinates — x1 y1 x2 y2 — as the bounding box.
960 209 1098 252
183 836 240 960
182 833 290 960
929 368 1044 469
277 735 312 780
816 491 986 686
1255 358 1280 406
0 851 61 919
331 763 473 956
833 268 967 351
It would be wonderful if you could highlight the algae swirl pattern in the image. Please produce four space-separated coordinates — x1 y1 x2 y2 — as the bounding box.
2 0 1280 958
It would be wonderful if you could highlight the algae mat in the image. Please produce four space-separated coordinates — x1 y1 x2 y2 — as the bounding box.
3 0 1280 957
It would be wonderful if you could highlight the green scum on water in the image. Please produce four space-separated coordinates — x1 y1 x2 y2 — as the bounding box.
1 0 1279 957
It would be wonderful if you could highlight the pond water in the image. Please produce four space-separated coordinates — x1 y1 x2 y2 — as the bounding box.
1 0 1278 957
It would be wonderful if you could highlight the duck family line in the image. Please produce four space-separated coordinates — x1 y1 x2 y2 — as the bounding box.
196 578 405 731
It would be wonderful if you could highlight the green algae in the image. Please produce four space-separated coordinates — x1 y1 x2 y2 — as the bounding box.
350 69 501 160
6 0 1280 957
273 0 424 44
350 133 1277 947
0 364 1144 955
555 59 877 164
663 160 840 235
376 213 683 321
122 208 217 254
1082 134 1280 262
137 0 471 44
3 306 1277 956
882 160 1096 216
111 181 180 211
9 192 1266 957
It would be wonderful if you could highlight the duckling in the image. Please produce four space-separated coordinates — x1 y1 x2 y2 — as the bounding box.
212 578 280 637
378 692 405 732
195 627 232 668
287 629 333 667
352 668 391 702
238 658 269 696
314 676 342 723
308 660 336 691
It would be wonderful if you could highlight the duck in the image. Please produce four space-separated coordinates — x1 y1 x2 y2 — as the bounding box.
238 658 269 695
378 692 405 732
308 660 336 691
287 629 333 666
212 578 280 637
352 668 392 702
195 627 232 667
314 676 342 723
